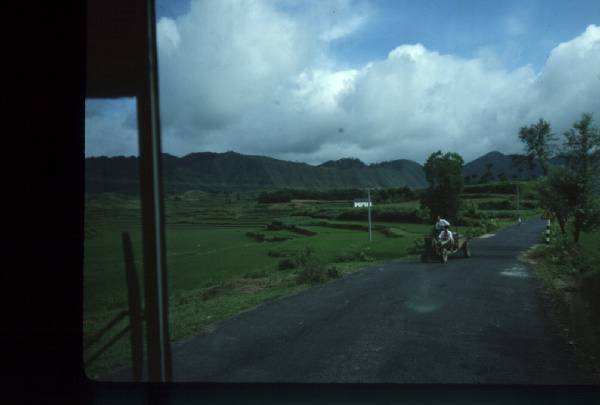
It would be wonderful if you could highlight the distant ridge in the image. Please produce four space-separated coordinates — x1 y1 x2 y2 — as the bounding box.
85 150 571 194
462 150 567 183
85 151 428 194
318 158 367 169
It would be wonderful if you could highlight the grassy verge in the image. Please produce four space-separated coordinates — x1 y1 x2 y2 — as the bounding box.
84 255 378 379
520 227 600 383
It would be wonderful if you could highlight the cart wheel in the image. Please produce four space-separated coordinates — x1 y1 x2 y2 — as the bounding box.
463 241 471 258
441 250 448 263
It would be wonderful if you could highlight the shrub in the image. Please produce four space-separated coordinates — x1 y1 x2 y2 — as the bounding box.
243 270 268 279
258 190 292 203
200 286 223 301
333 252 355 263
245 231 265 242
289 209 316 217
265 235 293 242
267 249 295 258
521 200 538 209
571 254 597 275
357 249 375 262
462 193 500 199
337 207 425 223
265 220 284 231
313 221 368 231
416 207 431 222
465 225 485 238
333 248 374 263
484 219 499 233
296 258 327 285
326 266 340 279
456 201 490 228
463 183 518 194
462 217 500 238
294 247 341 284
458 201 487 219
408 238 425 255
375 208 424 222
548 234 593 273
264 220 318 236
277 258 297 270
337 209 367 221
522 190 538 200
581 269 600 323
381 227 404 238
295 247 314 267
287 225 318 236
482 211 518 219
477 200 515 210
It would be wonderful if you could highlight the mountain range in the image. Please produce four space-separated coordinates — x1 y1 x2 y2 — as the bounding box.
85 150 557 194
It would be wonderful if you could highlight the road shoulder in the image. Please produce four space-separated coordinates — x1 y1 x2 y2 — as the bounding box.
520 244 600 384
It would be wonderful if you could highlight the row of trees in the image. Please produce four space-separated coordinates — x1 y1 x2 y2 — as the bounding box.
418 113 599 244
519 113 600 242
257 187 419 204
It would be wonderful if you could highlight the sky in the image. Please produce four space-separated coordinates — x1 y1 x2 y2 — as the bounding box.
85 0 600 165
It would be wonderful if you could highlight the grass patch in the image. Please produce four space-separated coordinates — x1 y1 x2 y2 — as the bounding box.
333 247 375 263
380 227 408 238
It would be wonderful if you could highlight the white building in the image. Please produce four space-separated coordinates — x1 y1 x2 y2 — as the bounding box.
353 198 372 208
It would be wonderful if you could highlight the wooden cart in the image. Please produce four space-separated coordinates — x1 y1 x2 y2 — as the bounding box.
420 233 471 263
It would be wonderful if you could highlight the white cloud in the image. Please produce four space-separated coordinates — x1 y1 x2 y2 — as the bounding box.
320 14 366 42
524 24 600 131
85 98 138 157
335 43 540 162
157 17 180 51
335 24 599 163
151 0 369 161
86 0 600 166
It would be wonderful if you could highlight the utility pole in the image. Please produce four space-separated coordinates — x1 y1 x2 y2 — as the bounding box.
367 188 372 242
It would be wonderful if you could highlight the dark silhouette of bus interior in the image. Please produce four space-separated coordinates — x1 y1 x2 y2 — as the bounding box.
86 0 172 382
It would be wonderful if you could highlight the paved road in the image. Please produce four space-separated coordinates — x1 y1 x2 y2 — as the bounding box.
111 219 592 384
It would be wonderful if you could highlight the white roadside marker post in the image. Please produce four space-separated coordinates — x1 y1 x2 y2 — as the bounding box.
546 219 551 244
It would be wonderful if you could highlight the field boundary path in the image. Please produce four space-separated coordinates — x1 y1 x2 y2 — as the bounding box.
109 218 594 384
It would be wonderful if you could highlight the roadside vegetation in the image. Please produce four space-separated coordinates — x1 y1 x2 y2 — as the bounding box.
518 112 600 380
523 228 600 382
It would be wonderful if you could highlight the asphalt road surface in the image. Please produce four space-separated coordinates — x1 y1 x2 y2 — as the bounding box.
110 218 594 384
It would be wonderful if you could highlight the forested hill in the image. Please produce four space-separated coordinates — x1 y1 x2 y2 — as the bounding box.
85 151 428 194
462 151 567 183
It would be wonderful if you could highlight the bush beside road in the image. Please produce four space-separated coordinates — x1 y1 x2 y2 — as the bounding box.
521 227 600 383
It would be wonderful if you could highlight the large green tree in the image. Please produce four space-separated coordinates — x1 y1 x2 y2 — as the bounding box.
562 113 600 242
518 118 556 176
535 113 600 243
420 151 464 220
536 166 580 235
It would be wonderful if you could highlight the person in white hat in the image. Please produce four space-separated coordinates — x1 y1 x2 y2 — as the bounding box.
435 216 450 232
